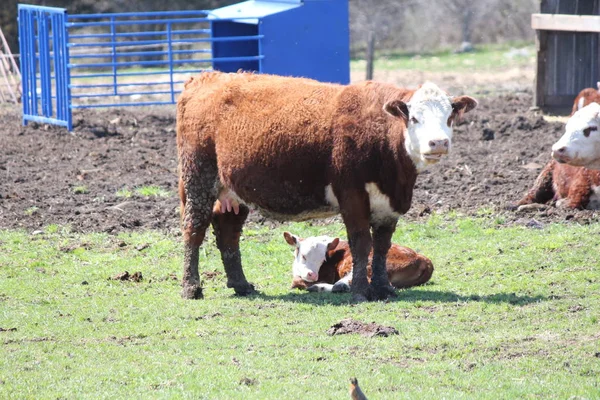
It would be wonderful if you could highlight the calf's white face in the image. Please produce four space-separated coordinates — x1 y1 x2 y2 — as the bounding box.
552 102 600 170
383 82 477 172
283 232 339 282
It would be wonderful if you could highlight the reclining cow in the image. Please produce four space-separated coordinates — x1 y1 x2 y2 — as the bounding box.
177 71 476 301
284 232 433 292
514 100 600 210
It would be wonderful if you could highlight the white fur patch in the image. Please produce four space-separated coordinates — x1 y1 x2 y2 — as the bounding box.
403 82 453 172
587 185 600 209
578 96 585 111
365 182 399 223
325 184 340 208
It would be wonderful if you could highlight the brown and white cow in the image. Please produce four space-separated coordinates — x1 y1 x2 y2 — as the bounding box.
552 102 600 170
283 232 433 292
515 98 600 210
177 71 476 301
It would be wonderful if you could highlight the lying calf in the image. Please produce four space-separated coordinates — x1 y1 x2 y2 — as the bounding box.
284 232 433 292
514 159 600 210
515 103 600 210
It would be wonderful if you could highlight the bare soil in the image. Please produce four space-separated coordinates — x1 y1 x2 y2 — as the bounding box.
327 318 399 337
1 80 599 234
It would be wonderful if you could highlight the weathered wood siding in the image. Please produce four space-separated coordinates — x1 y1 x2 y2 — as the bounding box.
536 0 600 109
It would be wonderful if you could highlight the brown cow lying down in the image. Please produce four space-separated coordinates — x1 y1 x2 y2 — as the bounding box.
284 232 433 292
514 159 600 210
515 99 600 210
571 82 600 115
177 71 476 301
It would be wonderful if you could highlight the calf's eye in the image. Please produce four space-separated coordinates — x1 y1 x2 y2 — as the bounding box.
410 117 419 124
583 126 597 137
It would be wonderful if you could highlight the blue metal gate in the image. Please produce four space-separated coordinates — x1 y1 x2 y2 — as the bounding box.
18 4 71 129
18 1 350 131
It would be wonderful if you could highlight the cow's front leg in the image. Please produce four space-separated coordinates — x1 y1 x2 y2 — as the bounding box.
371 219 398 300
338 189 372 302
211 202 255 296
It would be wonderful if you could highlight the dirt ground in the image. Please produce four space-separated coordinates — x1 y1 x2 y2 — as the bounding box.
1 69 599 234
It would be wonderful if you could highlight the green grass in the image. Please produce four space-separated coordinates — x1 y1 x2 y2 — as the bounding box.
1 215 599 399
134 185 171 198
72 185 89 195
116 187 133 198
351 42 535 73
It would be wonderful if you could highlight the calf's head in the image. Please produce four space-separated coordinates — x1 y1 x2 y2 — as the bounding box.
283 232 339 282
552 102 600 169
384 82 477 171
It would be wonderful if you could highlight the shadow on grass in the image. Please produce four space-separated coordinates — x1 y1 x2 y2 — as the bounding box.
250 289 548 307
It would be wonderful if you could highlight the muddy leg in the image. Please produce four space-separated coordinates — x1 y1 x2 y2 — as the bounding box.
179 160 218 300
338 189 372 302
371 220 398 299
211 203 255 296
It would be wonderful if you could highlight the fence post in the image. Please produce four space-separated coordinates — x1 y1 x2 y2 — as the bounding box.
167 22 174 103
110 16 118 96
366 31 375 81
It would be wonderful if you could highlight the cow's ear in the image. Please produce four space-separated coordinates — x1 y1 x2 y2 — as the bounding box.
283 231 299 246
327 238 340 252
383 100 409 121
451 96 478 115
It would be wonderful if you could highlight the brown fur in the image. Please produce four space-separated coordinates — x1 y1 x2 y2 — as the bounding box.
290 240 433 290
177 71 473 301
515 89 600 211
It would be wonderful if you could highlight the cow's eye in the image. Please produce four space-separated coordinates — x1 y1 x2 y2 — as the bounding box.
410 117 419 124
583 126 598 137
302 255 306 261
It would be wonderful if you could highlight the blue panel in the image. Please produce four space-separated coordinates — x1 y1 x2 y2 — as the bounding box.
211 21 259 72
260 0 350 84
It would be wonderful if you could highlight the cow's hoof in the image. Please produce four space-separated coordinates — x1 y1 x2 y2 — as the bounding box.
351 293 369 303
372 283 397 300
229 282 256 296
181 283 204 300
332 281 351 293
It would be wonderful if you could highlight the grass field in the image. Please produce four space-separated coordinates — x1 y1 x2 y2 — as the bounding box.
1 215 599 399
351 42 535 73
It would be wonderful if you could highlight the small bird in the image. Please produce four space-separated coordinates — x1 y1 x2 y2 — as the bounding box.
349 377 368 400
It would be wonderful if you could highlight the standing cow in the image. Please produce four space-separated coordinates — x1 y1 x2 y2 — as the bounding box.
177 71 476 301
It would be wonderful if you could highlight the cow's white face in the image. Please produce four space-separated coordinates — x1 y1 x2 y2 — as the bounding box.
283 232 339 282
384 82 477 172
552 102 600 170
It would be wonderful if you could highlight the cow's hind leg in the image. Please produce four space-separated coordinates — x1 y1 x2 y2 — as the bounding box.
180 159 218 300
371 220 398 300
212 202 255 296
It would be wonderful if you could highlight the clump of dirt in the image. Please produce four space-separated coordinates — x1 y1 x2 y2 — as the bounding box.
110 271 143 282
327 318 399 338
0 327 17 332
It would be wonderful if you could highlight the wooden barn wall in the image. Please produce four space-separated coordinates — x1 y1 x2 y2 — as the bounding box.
537 0 600 109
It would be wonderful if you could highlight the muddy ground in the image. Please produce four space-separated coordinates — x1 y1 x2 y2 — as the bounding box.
1 86 599 234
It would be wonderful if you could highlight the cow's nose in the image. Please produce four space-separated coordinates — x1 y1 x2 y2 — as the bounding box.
554 146 566 154
429 139 449 152
306 271 318 281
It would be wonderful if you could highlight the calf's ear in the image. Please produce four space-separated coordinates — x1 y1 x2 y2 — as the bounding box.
383 100 409 121
451 96 478 115
283 231 299 247
327 238 340 252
